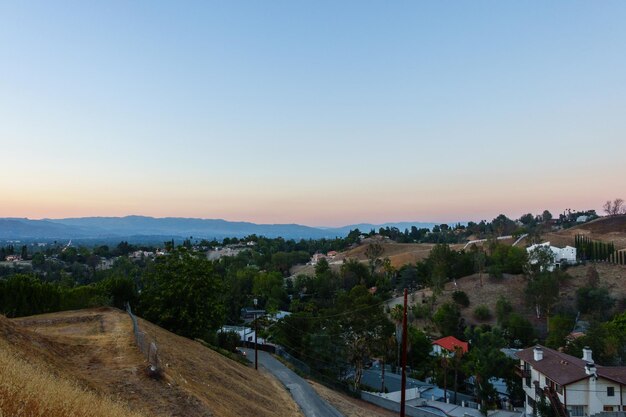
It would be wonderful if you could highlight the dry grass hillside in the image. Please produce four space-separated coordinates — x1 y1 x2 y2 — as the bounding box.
544 215 626 250
398 262 626 336
339 241 436 268
2 308 301 417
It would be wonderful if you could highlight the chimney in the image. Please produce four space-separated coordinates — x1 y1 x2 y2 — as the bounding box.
585 362 597 377
533 346 543 361
582 347 593 363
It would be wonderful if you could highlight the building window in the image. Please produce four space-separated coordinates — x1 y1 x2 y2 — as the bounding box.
607 387 615 397
524 362 531 387
604 406 614 412
570 406 584 416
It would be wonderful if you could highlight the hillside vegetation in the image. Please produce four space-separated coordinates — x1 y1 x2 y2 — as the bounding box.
1 308 301 417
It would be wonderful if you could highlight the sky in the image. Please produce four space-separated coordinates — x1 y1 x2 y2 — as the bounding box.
1 1 625 227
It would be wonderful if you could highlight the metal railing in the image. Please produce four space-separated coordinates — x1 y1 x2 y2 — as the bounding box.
125 303 160 374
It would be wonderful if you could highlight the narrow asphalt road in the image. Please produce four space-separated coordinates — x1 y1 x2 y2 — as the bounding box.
242 349 344 417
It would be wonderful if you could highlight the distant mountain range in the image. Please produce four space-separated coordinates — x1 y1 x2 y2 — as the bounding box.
0 216 445 242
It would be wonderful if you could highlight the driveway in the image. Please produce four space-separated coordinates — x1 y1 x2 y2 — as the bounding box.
243 349 344 417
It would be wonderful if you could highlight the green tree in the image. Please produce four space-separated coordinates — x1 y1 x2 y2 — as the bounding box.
335 285 393 389
340 258 370 290
452 290 470 308
97 275 138 309
501 313 535 347
463 326 509 411
545 315 574 349
495 296 512 324
140 248 225 339
253 271 288 311
364 243 384 275
525 272 560 319
433 302 462 337
576 286 614 320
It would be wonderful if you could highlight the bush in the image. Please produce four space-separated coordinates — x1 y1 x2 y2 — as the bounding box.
495 297 513 324
452 290 470 307
412 303 431 319
216 330 240 353
473 305 492 321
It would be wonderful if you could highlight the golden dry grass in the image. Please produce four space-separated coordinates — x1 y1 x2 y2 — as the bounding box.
4 308 302 417
308 380 397 417
0 322 147 417
544 215 626 250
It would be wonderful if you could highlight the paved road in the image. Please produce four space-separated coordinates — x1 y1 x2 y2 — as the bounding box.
243 349 344 417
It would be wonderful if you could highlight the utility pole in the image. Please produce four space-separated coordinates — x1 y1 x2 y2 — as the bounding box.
381 358 385 393
254 298 258 370
400 288 408 417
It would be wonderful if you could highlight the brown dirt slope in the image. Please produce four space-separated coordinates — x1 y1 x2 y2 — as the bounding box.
339 242 436 268
544 215 626 250
0 312 148 417
6 308 301 417
308 380 397 417
409 263 626 335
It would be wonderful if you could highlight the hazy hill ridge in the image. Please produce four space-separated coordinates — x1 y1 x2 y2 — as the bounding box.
0 215 440 241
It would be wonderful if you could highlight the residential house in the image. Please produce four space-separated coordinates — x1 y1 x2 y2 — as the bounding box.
432 336 469 357
527 242 577 271
516 345 626 417
219 325 266 345
310 252 327 265
240 307 266 323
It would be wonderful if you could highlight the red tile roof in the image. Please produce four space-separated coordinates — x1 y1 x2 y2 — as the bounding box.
432 336 469 354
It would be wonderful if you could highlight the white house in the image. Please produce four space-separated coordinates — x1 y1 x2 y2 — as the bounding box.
516 345 626 417
527 242 577 271
220 325 267 345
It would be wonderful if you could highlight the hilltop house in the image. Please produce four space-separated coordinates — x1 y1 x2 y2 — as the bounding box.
310 252 327 265
527 242 577 271
516 345 626 417
432 336 469 356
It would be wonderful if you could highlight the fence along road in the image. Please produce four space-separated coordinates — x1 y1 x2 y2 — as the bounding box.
243 348 344 417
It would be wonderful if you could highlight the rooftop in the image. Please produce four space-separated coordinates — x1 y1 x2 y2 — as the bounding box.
516 345 626 386
432 336 469 354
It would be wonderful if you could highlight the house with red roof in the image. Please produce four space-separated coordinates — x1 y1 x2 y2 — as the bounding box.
431 336 469 356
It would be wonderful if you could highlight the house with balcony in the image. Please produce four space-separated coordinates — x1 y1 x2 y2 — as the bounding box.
516 345 626 417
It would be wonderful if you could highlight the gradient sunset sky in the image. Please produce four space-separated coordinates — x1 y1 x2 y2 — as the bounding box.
1 2 625 227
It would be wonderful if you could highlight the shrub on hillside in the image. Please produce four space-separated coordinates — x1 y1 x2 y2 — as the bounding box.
473 305 492 321
495 297 513 324
216 330 240 353
452 290 470 308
